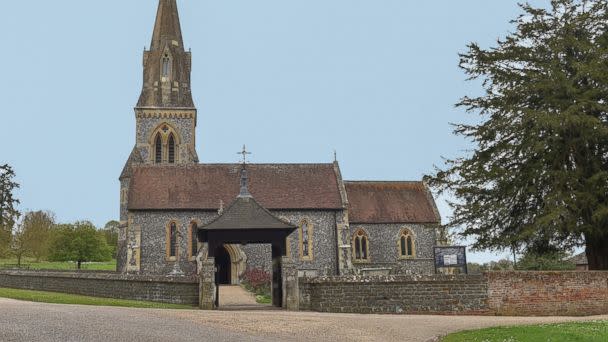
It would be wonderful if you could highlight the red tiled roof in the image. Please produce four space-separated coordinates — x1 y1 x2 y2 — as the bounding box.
345 181 441 224
128 164 343 210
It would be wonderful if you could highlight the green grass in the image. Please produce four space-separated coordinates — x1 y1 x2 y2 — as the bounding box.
441 321 608 342
255 294 272 304
0 258 116 271
0 287 195 309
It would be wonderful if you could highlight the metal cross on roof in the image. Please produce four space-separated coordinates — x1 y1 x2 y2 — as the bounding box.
237 145 252 164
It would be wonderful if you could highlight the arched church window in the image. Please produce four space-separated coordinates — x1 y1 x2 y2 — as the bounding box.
168 134 176 164
150 123 179 164
154 133 163 164
190 222 198 259
162 54 171 77
353 229 369 262
399 229 416 258
299 219 313 260
166 221 178 260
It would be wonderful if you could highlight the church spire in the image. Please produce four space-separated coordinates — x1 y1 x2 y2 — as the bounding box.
137 0 194 109
150 0 184 51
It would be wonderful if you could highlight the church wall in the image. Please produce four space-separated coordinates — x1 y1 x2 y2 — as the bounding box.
131 210 218 275
126 209 341 277
240 210 340 277
135 116 195 163
349 223 437 275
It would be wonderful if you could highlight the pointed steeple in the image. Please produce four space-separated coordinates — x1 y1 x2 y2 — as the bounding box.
151 0 184 51
137 0 194 109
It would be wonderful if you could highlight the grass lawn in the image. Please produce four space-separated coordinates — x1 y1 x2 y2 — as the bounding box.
0 258 116 271
442 320 608 342
0 287 195 309
255 294 272 304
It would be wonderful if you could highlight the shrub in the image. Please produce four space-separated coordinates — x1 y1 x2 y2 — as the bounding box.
241 268 271 297
516 251 576 271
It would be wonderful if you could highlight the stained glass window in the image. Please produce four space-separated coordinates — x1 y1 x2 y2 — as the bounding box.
168 134 175 164
155 133 162 164
169 222 177 258
353 229 369 261
191 222 198 257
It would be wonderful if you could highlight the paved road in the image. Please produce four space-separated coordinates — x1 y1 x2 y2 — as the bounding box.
0 298 606 342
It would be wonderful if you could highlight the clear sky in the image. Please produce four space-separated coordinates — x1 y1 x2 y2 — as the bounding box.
0 0 548 263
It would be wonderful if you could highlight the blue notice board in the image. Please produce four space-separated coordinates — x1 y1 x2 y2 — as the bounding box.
434 246 468 274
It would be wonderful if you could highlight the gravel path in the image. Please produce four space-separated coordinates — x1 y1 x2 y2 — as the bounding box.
219 285 263 307
0 298 606 342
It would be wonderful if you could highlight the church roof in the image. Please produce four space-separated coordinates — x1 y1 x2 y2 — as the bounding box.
201 196 296 231
345 181 441 224
128 164 343 211
119 147 144 180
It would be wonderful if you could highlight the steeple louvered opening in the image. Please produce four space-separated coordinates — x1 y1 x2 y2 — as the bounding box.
137 0 194 108
150 123 180 164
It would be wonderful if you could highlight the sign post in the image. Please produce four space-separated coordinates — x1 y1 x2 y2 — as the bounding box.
434 246 468 274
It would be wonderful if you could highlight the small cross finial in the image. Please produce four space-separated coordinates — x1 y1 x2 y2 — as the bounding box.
334 149 337 163
237 145 252 164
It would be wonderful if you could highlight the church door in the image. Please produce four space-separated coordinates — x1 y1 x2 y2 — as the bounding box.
215 246 231 285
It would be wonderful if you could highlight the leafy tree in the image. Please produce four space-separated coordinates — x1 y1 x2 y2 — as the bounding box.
49 221 112 269
0 164 20 257
426 0 608 269
467 259 515 274
10 221 27 267
101 220 120 258
516 250 576 271
20 211 55 261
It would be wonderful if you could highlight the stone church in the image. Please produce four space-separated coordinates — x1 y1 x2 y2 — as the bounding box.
117 0 442 283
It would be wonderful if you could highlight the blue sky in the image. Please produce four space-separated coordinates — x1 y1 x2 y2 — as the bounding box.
0 0 548 263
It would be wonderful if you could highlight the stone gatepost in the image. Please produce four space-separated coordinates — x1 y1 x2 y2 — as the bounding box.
199 258 216 310
281 256 299 311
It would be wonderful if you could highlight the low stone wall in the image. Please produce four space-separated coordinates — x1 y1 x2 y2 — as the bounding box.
486 271 608 316
299 271 608 316
299 274 490 314
0 270 199 305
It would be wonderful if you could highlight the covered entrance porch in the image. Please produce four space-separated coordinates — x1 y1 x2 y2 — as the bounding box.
197 167 299 310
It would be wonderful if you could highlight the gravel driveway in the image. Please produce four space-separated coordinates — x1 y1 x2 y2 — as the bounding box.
0 298 605 342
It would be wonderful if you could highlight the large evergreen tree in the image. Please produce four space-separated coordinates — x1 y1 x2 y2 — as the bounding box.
426 0 608 269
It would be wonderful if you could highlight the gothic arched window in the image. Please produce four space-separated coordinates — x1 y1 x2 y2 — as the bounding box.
154 133 163 164
299 219 313 260
168 133 176 164
150 123 179 164
189 222 198 260
162 54 171 77
166 221 178 260
399 229 416 258
353 229 369 262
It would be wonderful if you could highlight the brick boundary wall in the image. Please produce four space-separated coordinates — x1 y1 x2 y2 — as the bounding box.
486 271 608 316
299 274 491 314
0 270 199 305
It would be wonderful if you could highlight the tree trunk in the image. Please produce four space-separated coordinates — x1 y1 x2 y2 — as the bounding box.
77 260 82 270
16 254 21 267
585 232 608 270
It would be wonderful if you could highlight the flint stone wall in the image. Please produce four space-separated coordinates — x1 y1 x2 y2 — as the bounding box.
349 223 437 275
0 270 198 305
299 274 490 314
299 271 608 316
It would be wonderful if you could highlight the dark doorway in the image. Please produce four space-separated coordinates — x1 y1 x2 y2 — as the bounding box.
215 246 231 285
271 245 283 307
